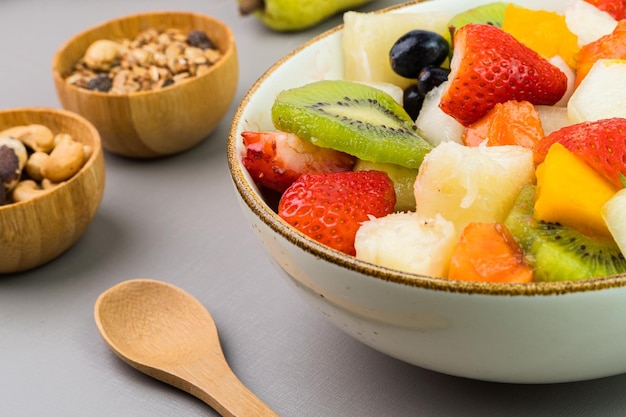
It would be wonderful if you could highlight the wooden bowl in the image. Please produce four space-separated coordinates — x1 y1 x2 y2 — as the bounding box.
52 11 238 158
0 107 105 273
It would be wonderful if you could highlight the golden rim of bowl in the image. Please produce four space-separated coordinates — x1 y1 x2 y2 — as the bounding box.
227 0 626 296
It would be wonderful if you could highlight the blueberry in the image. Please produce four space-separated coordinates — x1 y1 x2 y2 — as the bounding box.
402 84 424 121
417 66 450 96
389 30 449 79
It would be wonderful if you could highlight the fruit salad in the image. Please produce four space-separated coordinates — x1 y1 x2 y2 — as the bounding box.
239 0 626 283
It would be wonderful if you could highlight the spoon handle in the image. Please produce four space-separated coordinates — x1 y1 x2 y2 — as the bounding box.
159 347 279 417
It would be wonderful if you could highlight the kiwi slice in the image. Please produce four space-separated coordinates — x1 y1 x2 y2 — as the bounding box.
447 2 508 40
504 185 626 282
353 159 418 212
271 80 433 170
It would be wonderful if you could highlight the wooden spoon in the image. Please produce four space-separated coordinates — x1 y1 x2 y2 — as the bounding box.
94 278 278 417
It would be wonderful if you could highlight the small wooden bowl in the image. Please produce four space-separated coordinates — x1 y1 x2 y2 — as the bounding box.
52 11 238 158
0 108 105 273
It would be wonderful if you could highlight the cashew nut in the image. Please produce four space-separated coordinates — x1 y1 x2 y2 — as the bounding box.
0 124 55 153
25 151 49 181
11 180 51 203
40 136 86 183
53 132 72 148
84 39 121 71
41 178 60 190
83 144 93 161
0 136 27 195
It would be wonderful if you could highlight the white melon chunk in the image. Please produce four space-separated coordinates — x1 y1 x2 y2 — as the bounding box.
535 105 570 135
565 0 617 47
602 188 626 256
549 55 576 106
415 82 465 146
568 59 626 124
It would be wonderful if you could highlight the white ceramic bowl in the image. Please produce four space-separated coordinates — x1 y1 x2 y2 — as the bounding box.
227 0 625 383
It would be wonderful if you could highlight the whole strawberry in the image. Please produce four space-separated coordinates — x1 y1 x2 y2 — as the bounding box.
534 117 626 189
278 170 396 256
439 24 567 126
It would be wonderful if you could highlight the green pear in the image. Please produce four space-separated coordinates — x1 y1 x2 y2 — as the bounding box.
238 0 374 32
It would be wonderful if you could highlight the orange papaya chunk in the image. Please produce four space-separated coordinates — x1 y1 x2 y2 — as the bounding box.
448 222 533 283
462 100 544 150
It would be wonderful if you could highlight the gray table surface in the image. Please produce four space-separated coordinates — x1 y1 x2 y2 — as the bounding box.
2 0 626 416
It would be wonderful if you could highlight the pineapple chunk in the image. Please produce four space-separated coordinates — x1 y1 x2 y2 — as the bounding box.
567 59 626 123
602 188 626 255
355 212 456 277
413 142 535 235
534 142 618 236
342 10 452 89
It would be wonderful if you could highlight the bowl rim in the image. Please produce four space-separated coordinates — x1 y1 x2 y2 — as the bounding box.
51 10 237 98
227 0 626 297
0 106 104 210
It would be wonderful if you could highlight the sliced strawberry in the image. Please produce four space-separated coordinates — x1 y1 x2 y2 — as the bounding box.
278 170 396 256
241 131 355 192
584 0 626 20
533 117 626 189
439 24 567 126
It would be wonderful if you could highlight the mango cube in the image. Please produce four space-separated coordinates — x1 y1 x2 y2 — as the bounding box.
534 142 618 236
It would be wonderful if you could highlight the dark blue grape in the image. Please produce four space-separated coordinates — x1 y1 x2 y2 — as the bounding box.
389 30 449 79
402 84 424 121
417 66 450 96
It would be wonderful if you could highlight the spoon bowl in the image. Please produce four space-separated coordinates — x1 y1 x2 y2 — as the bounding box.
94 279 277 417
